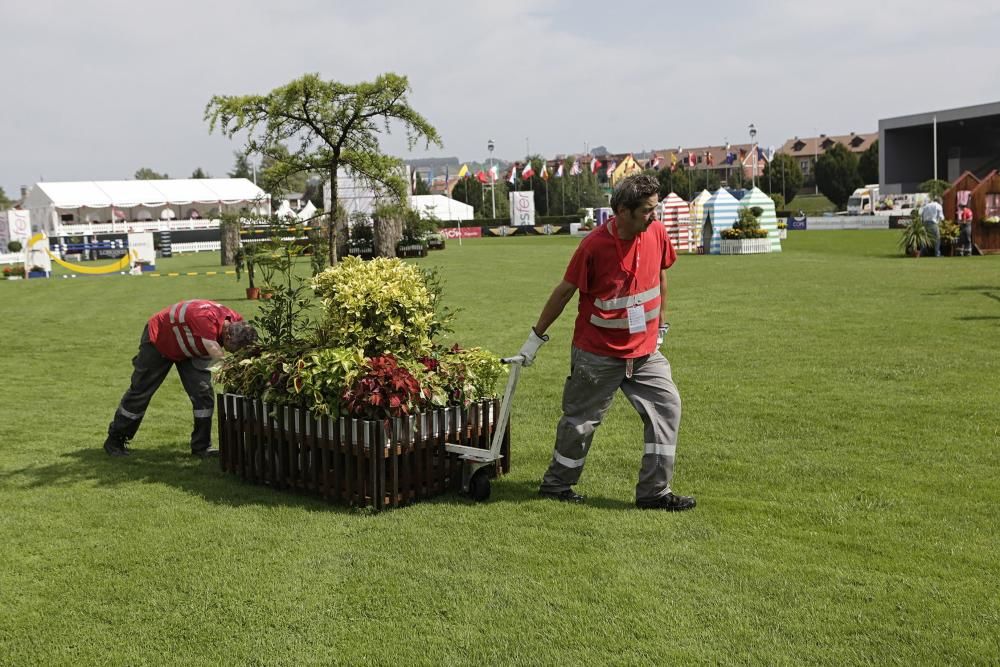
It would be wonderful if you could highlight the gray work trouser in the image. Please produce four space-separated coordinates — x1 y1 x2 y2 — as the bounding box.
540 347 682 502
107 325 215 452
958 223 972 254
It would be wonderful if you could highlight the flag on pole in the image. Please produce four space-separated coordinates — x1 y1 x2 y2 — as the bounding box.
687 152 695 167
725 152 736 165
556 163 564 178
739 147 747 159
457 164 469 179
507 165 517 184
540 163 549 180
521 162 535 179
476 170 488 184
606 160 616 177
489 165 499 182
757 147 767 162
669 152 678 172
649 155 663 170
570 160 581 176
706 151 714 166
766 146 776 162
590 157 601 174
411 169 417 194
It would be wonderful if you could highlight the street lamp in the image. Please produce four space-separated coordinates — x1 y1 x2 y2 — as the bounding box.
749 123 758 188
487 139 497 219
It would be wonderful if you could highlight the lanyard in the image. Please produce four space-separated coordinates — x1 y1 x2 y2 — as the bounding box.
608 219 640 289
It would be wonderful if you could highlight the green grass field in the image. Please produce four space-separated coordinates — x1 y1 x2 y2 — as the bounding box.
1 232 998 665
786 193 836 215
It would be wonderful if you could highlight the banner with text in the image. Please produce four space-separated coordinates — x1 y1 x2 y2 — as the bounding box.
441 227 482 239
509 191 535 227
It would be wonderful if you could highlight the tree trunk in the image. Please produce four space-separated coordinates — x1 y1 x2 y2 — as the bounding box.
328 166 339 263
373 213 403 258
220 219 240 265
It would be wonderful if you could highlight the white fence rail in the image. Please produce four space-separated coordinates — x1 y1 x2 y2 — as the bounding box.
720 238 772 255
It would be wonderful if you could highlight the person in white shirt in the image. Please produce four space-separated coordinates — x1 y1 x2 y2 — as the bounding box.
920 196 945 257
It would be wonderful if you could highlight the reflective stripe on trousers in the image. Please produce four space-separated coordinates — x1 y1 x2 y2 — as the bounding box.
108 325 215 451
540 346 682 501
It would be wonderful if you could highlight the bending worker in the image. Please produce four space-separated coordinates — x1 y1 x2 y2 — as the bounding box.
103 299 258 458
519 174 695 511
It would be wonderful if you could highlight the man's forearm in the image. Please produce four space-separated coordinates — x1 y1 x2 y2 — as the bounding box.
534 281 577 336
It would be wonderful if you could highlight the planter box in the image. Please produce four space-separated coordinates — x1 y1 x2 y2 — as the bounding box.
217 394 509 510
396 244 428 258
27 270 49 279
346 243 375 260
720 238 771 255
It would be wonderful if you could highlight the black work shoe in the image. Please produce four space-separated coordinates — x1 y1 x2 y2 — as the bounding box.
192 447 219 459
538 488 586 504
103 435 130 457
636 492 696 511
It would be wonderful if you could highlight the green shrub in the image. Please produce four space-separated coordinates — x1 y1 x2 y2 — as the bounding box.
311 256 442 357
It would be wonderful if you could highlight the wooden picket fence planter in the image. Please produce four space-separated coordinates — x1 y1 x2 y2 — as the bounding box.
216 394 509 510
720 237 772 255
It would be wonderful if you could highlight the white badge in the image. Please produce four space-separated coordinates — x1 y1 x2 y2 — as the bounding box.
626 305 646 334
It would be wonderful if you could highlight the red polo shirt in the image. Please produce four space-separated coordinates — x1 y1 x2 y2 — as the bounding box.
564 218 676 358
147 300 242 361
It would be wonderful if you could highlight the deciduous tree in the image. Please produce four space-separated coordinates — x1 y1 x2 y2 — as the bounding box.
815 144 862 210
206 72 441 262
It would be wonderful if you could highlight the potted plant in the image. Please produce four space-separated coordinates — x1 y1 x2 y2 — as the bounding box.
983 215 1000 226
899 210 932 257
3 263 25 280
234 244 260 299
7 240 23 253
939 220 960 257
720 208 771 254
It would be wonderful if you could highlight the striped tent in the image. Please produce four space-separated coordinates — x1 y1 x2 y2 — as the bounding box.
659 192 694 252
688 190 712 253
739 187 781 253
702 188 741 254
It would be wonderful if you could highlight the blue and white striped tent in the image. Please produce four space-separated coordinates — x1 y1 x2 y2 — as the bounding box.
702 188 741 254
739 187 782 253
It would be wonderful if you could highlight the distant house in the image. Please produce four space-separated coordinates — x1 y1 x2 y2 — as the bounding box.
777 132 876 187
279 192 306 211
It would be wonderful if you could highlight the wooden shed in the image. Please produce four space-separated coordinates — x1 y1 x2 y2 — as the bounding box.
969 170 1000 254
659 192 694 252
739 187 782 253
688 190 712 252
943 171 981 222
702 188 741 254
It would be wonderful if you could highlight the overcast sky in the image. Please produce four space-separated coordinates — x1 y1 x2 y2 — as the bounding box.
3 0 998 195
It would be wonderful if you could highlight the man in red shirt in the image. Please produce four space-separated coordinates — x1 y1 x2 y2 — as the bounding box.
519 174 695 510
957 204 973 256
103 300 258 458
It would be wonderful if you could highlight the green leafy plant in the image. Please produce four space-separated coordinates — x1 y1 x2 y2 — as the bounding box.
251 237 314 347
311 256 445 357
6 240 22 253
725 207 769 239
899 210 932 256
3 263 25 278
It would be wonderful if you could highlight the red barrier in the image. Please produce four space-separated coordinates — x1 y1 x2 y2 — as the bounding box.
441 227 482 239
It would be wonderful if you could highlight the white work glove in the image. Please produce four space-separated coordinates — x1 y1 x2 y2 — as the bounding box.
657 323 670 348
518 328 549 367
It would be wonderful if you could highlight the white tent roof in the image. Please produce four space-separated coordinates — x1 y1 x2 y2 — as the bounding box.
410 195 474 221
297 200 317 221
24 178 267 209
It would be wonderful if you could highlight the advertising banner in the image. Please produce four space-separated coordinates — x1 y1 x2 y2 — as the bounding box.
441 227 482 239
509 191 535 227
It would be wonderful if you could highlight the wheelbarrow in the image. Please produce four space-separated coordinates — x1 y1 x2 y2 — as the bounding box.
445 355 524 501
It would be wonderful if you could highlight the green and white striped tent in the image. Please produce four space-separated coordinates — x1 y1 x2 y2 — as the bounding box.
702 188 741 254
688 190 712 252
739 187 782 253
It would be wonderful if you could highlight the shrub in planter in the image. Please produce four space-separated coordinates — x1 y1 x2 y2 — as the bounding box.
7 241 22 253
311 257 446 357
3 263 25 278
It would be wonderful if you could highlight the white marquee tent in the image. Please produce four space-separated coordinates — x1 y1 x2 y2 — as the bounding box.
23 178 270 233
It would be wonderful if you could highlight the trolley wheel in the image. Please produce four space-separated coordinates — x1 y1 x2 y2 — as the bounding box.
469 469 492 502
